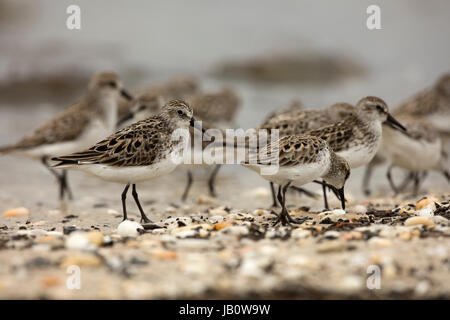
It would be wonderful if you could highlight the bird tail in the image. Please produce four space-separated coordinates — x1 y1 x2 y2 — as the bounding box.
51 150 100 168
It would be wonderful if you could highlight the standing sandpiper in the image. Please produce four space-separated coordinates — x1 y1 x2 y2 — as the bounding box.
0 71 133 200
119 88 241 201
364 116 449 195
242 135 350 226
52 100 204 223
259 102 356 206
303 97 406 208
392 73 450 135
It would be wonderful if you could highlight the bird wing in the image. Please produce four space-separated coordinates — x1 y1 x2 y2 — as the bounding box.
246 135 327 167
52 117 171 167
8 102 90 151
305 120 356 153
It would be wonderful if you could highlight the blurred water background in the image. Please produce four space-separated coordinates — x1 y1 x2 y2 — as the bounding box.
0 0 449 202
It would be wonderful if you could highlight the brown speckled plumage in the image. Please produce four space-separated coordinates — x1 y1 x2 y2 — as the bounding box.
187 87 240 124
53 100 193 167
0 71 123 154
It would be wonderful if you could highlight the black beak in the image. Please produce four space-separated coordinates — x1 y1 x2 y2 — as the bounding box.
121 89 133 101
337 187 346 210
385 113 407 132
117 112 134 127
444 171 450 183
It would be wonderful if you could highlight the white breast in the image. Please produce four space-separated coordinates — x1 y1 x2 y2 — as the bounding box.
380 127 441 171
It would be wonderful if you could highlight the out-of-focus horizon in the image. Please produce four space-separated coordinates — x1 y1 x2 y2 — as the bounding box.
1 1 449 129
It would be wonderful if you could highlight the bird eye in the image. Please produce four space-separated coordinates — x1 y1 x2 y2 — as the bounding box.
375 105 383 111
177 110 184 115
108 81 117 88
138 105 146 111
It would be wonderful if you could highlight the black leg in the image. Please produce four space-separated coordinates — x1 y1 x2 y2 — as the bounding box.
386 165 399 195
290 186 318 199
121 183 130 221
270 182 279 207
181 170 193 201
132 184 153 223
413 172 420 196
60 170 73 200
41 156 65 201
322 179 329 210
362 165 373 196
397 171 414 193
208 164 221 197
272 182 304 226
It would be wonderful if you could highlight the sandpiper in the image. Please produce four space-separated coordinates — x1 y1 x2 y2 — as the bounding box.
303 97 406 208
392 73 450 136
121 88 241 201
181 87 240 200
262 100 304 124
259 102 356 206
242 135 350 226
52 100 204 223
117 75 199 121
0 71 133 200
117 93 163 127
364 116 449 195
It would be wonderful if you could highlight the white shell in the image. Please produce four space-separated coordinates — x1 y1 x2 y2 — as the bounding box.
117 220 144 237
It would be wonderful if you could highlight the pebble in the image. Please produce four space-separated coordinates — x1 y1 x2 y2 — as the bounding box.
175 229 198 239
117 220 144 237
252 209 268 216
60 253 102 268
153 250 177 260
3 207 29 217
368 237 392 248
63 225 77 235
331 209 346 216
353 205 367 214
213 221 232 231
291 228 312 239
317 241 348 253
323 231 340 239
416 197 439 210
196 195 216 205
42 275 61 287
220 225 249 236
87 231 104 246
339 276 363 290
65 232 93 250
416 207 434 217
404 216 435 227
208 215 225 223
208 207 227 216
431 216 448 225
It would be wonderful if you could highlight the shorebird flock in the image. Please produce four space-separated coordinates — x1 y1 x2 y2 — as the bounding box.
1 71 449 226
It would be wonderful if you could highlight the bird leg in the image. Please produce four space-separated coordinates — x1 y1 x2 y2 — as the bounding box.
60 170 73 200
181 170 193 201
272 182 304 226
269 182 279 208
132 184 153 223
208 164 221 197
386 165 400 195
397 171 414 193
322 180 329 210
289 186 319 199
362 165 373 196
41 156 72 201
121 183 130 221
